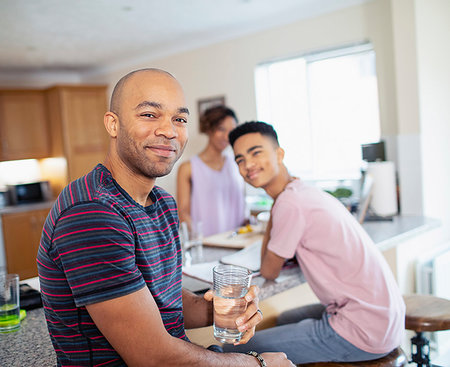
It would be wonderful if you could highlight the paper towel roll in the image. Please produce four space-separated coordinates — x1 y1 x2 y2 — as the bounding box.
366 161 397 217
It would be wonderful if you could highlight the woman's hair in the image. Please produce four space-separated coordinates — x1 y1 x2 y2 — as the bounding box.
199 105 237 133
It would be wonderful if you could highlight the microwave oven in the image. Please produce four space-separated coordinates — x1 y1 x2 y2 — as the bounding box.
7 181 52 205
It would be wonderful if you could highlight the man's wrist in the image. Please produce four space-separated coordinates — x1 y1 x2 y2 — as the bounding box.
247 351 267 367
207 296 214 325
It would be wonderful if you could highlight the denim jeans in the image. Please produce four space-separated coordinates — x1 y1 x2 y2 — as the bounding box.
223 303 389 364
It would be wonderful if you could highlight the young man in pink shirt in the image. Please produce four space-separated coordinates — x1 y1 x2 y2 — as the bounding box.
224 121 405 364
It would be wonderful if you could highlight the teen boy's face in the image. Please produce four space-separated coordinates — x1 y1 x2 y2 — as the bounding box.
233 132 283 189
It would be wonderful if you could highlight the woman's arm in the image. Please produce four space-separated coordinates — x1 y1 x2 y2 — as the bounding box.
176 161 192 228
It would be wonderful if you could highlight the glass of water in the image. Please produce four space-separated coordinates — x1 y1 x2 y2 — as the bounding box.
213 264 252 344
180 221 204 266
0 273 20 333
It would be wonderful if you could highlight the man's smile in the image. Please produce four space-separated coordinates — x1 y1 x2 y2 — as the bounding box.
146 144 177 158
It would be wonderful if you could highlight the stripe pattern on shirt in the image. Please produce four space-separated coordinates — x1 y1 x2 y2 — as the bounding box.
37 164 185 366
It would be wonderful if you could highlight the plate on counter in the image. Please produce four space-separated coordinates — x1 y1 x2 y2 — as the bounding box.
202 225 263 248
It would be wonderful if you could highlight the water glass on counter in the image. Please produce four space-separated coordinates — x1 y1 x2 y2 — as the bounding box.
180 221 204 266
213 264 251 344
0 273 20 333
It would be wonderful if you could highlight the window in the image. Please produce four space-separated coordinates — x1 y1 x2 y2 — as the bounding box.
255 43 381 180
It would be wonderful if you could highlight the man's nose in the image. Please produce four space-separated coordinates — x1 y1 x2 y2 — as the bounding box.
155 117 177 139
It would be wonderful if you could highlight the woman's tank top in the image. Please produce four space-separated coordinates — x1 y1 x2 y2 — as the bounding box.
190 152 246 237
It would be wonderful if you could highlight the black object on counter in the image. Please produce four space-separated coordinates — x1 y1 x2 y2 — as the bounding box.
361 141 386 162
20 284 43 310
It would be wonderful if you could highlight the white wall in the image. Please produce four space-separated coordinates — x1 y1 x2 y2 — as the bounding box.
415 0 450 241
389 0 423 215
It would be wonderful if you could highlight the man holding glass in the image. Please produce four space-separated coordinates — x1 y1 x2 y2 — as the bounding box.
37 69 293 367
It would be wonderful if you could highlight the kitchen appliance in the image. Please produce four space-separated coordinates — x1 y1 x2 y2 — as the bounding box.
6 181 52 205
361 141 386 162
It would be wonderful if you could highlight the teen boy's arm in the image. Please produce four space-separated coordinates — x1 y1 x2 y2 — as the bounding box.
260 212 286 281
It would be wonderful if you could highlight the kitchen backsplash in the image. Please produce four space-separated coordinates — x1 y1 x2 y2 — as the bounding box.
0 157 67 198
0 159 42 189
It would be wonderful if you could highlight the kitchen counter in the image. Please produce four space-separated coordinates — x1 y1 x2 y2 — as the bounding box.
0 200 54 215
362 215 440 251
0 215 439 367
0 307 56 366
0 271 305 367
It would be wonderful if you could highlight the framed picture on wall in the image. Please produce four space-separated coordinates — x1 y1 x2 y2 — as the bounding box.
197 95 226 117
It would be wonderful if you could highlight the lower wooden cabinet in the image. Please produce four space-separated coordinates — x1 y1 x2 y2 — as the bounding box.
1 208 49 280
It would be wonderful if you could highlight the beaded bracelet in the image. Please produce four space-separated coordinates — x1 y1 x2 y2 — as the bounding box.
246 351 267 367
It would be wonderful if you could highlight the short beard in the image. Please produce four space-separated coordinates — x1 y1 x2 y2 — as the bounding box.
117 127 184 179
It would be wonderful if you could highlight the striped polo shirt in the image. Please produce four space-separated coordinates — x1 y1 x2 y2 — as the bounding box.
37 164 185 366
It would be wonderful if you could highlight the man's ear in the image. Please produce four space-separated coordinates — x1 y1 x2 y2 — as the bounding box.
104 112 118 138
276 146 285 164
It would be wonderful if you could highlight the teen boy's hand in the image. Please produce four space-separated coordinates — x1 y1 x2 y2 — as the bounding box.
204 285 262 344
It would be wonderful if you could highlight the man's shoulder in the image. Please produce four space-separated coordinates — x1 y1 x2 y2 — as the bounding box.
152 185 176 204
55 164 116 210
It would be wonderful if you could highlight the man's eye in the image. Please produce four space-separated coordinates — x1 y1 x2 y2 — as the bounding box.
175 117 188 124
236 159 243 165
142 113 156 118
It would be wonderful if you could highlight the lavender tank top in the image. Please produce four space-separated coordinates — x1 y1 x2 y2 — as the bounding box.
190 153 246 237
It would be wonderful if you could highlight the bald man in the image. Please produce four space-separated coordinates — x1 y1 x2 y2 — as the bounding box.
37 69 293 367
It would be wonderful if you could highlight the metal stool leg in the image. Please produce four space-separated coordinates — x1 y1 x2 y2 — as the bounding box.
410 331 430 367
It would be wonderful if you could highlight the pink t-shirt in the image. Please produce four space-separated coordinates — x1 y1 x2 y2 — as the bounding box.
268 179 405 354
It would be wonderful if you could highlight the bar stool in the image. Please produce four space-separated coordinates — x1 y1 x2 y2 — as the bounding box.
296 347 408 367
404 294 450 367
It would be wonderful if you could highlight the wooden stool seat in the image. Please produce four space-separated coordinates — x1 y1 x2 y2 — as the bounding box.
297 347 408 367
404 294 450 332
403 294 450 366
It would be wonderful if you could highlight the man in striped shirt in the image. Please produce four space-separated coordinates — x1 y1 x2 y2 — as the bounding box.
37 68 293 367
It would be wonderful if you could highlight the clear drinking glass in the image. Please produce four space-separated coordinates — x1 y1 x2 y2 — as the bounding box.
0 273 20 333
213 264 252 344
180 221 204 266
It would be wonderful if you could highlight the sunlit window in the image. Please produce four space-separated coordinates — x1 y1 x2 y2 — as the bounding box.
255 43 381 180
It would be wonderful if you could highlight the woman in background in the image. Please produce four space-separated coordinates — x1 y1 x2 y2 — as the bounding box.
176 105 246 237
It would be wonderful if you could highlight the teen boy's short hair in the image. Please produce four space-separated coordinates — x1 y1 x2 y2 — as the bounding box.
229 121 279 148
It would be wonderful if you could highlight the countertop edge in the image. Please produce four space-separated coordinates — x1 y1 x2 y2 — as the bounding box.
374 217 441 252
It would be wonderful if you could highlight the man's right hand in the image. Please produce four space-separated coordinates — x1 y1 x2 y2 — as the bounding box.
260 352 295 366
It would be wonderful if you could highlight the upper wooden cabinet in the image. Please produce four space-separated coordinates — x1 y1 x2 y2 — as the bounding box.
0 85 108 181
46 86 109 181
0 90 51 161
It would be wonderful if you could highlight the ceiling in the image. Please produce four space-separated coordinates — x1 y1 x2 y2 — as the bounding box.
0 0 371 75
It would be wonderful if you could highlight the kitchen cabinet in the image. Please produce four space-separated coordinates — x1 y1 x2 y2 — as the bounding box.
1 207 49 279
46 85 108 182
0 90 51 161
